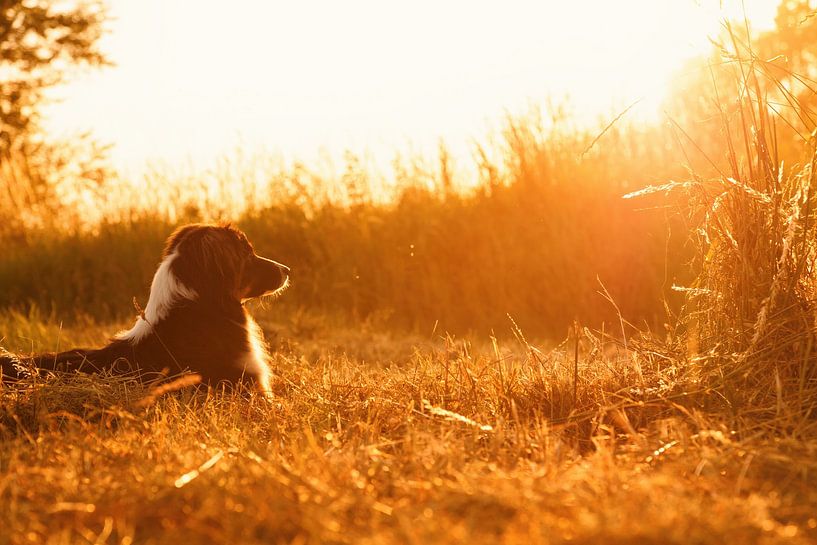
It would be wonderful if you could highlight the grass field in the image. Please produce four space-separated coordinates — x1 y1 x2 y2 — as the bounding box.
2 310 816 545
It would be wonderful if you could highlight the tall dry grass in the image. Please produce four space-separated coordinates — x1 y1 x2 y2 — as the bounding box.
0 107 689 336
627 23 817 427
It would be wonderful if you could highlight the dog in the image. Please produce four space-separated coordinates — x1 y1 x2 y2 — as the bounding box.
0 223 289 395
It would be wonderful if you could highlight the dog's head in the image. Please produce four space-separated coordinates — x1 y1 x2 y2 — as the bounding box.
164 223 290 306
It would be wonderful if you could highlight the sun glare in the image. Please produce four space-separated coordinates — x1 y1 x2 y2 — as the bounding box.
43 0 779 176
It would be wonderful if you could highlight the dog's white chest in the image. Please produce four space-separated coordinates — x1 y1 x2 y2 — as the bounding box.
241 316 272 393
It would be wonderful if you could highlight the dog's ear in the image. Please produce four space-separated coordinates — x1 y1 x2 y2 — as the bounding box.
163 224 205 258
196 230 242 284
170 226 244 305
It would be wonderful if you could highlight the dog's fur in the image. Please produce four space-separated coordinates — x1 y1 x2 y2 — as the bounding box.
0 223 289 394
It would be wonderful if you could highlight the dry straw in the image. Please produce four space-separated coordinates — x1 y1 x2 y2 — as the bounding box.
629 22 817 427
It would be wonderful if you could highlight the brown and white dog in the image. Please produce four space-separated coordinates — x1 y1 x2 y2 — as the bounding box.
0 223 289 394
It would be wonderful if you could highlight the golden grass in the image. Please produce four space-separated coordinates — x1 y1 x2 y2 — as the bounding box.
0 112 684 337
625 23 817 427
1 316 816 545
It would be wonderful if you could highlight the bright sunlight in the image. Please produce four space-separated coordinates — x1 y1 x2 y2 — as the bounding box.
44 0 778 174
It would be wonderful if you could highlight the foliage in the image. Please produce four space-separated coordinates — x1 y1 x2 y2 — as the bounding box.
664 2 817 172
760 0 817 78
0 0 111 238
0 0 108 151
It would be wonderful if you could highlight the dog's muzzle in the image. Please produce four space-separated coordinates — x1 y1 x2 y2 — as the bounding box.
246 255 290 298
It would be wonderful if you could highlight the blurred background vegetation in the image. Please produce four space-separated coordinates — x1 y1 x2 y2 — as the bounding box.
1 0 816 337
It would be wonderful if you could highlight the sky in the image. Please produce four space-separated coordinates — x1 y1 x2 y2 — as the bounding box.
42 0 780 177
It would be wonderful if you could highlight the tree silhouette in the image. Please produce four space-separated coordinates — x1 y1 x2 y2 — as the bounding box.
759 0 817 78
663 0 817 172
0 0 109 153
0 1 110 239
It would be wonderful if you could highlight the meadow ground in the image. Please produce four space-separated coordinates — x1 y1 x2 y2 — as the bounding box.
1 309 816 545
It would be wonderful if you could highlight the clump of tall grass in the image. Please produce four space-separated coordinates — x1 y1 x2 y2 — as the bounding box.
629 24 817 425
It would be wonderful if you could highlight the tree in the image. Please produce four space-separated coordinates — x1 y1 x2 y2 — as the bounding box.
758 0 817 79
0 1 110 239
663 0 817 174
0 0 109 153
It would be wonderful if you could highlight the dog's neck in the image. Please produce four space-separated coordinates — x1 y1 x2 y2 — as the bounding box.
144 250 198 323
116 250 199 343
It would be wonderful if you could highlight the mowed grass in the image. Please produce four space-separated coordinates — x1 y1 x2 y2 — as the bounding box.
1 311 816 545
